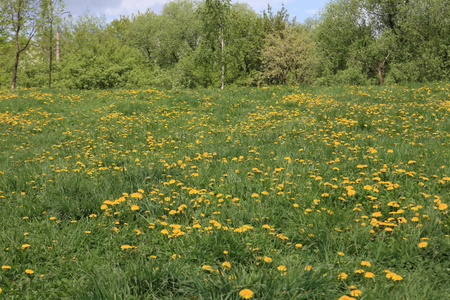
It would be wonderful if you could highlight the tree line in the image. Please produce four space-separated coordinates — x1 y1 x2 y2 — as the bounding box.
1 0 448 90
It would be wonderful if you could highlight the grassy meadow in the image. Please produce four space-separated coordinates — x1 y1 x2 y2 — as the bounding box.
0 83 449 299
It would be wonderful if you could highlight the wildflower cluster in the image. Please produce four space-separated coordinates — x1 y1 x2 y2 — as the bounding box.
0 84 448 298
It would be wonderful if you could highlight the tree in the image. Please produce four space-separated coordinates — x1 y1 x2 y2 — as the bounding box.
261 25 315 85
160 0 201 64
160 0 202 88
262 4 290 34
0 31 14 89
1 0 41 89
383 0 449 82
200 0 231 89
225 3 263 85
313 0 371 84
56 13 144 89
124 2 202 89
37 0 65 88
125 10 161 65
313 0 449 85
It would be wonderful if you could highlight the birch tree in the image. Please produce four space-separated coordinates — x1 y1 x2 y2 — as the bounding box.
200 0 231 89
37 0 65 88
1 0 41 89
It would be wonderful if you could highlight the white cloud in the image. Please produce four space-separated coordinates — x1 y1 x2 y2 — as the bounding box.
236 0 293 13
64 0 169 20
104 0 169 16
64 0 321 23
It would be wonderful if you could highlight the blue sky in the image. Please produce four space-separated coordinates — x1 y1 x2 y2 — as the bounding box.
63 0 328 23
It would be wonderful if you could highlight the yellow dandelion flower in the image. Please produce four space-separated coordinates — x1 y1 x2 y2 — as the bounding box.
295 243 303 248
202 265 214 272
418 242 428 248
222 261 231 270
2 265 11 270
397 217 407 223
372 211 382 217
121 245 134 250
130 192 143 199
364 272 375 278
304 265 312 271
338 272 348 279
350 289 362 297
277 265 287 271
438 203 448 210
239 288 254 299
392 274 403 281
361 261 371 267
21 244 30 250
130 204 139 211
25 269 34 274
263 256 272 263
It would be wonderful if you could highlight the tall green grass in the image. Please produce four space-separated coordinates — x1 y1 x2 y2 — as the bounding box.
0 83 449 299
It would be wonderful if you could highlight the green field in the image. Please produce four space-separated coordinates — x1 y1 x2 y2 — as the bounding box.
0 84 449 299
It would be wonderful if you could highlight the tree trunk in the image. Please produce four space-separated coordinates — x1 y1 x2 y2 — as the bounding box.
11 51 19 90
56 31 60 62
49 25 53 88
49 44 53 88
220 26 224 90
377 69 384 86
11 2 22 90
10 0 34 90
376 49 392 86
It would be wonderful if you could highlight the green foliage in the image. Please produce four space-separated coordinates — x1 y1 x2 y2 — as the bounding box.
260 25 315 85
54 14 144 89
313 0 449 86
3 0 449 89
0 38 14 89
0 0 43 89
